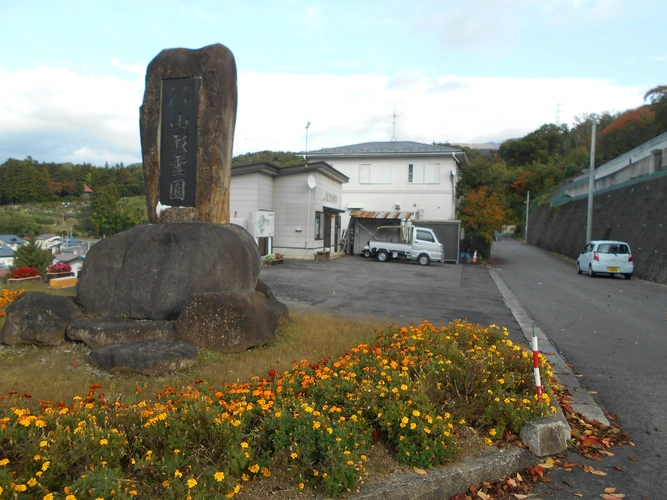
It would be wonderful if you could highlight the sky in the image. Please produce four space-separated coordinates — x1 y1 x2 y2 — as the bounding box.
0 0 664 166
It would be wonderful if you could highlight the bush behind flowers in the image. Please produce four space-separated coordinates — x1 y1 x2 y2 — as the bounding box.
0 320 554 498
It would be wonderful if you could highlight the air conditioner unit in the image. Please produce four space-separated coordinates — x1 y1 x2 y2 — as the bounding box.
395 203 401 210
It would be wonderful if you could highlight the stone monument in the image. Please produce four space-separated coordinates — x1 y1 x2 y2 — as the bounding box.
140 43 237 225
0 43 288 375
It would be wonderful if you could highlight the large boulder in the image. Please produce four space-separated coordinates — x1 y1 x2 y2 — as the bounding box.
67 317 176 350
256 279 289 329
175 291 279 352
76 222 260 320
89 341 198 376
0 292 83 346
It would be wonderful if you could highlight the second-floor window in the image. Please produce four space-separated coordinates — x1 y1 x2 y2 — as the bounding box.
360 163 391 184
408 163 440 184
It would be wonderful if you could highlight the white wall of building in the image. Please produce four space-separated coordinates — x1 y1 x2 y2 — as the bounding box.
229 172 274 227
315 156 458 228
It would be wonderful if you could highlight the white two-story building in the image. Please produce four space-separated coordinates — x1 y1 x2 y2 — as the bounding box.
306 141 467 229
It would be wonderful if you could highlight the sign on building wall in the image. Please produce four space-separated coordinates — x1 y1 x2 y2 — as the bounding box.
253 211 275 238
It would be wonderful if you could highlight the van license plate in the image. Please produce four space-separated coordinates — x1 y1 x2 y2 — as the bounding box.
607 267 618 272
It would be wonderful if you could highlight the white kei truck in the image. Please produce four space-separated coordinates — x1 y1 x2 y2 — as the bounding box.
362 225 445 266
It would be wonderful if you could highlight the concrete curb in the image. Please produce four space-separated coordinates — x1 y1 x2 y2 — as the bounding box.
351 447 538 500
488 266 610 426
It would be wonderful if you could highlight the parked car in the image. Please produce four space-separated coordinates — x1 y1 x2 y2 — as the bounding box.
577 240 633 279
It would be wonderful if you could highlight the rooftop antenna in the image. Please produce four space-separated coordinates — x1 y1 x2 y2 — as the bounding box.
390 102 402 141
305 121 311 164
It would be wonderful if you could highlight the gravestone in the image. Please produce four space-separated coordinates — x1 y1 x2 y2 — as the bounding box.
140 43 237 225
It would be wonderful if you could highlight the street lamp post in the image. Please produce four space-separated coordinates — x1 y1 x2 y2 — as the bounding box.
586 120 597 243
305 122 311 164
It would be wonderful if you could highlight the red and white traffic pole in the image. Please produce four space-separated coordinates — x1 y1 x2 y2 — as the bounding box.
532 324 542 398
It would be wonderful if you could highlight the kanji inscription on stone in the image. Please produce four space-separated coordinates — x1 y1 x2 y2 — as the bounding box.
159 77 200 207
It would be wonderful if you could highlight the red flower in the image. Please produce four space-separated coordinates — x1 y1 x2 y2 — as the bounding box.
48 262 72 273
10 266 40 279
268 369 277 378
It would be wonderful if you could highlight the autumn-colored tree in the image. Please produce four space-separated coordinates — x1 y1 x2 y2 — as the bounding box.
459 186 506 233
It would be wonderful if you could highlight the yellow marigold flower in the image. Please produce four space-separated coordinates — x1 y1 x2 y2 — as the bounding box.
42 461 50 471
14 483 27 492
66 495 76 500
44 494 54 500
327 427 333 434
410 423 417 430
187 478 197 488
261 467 271 477
485 438 492 445
214 472 225 482
312 421 321 429
291 452 298 459
129 490 137 496
347 460 354 466
40 440 49 448
99 439 108 446
27 478 37 487
240 442 249 449
498 378 505 385
412 410 421 417
299 483 305 490
0 458 9 466
241 474 250 482
459 418 465 425
401 416 409 425
174 469 183 478
489 429 497 436
249 464 260 474
400 384 408 391
494 397 500 402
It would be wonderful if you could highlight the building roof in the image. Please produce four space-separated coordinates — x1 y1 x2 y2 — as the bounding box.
308 141 465 158
36 233 58 240
53 253 84 264
83 184 94 193
0 235 27 245
0 245 14 257
350 210 413 220
232 161 349 184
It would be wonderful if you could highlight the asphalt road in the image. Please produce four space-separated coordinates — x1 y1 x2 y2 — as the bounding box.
491 239 667 499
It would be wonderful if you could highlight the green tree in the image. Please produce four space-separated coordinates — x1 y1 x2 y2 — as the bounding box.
88 185 141 237
12 242 54 275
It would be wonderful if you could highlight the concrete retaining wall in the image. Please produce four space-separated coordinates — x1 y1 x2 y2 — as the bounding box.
528 175 667 284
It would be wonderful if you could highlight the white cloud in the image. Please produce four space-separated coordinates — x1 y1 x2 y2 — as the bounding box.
110 57 146 76
648 55 667 61
0 65 646 165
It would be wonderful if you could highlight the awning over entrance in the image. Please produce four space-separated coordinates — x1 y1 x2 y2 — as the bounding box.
350 210 412 220
323 206 346 214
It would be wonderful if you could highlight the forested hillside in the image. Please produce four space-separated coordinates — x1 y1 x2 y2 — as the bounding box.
451 85 666 257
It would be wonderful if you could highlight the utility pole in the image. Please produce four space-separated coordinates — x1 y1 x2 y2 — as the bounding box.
586 120 597 243
524 191 530 244
390 102 401 142
305 122 311 164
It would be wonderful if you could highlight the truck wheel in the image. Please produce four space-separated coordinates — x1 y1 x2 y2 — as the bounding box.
363 249 371 258
417 254 430 266
377 250 388 262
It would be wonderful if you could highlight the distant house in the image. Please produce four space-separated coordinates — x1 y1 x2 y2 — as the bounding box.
0 235 28 251
82 184 94 198
0 245 14 268
51 253 85 276
35 234 62 253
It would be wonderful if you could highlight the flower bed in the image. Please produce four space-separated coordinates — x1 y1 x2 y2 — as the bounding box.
0 288 25 318
0 321 554 498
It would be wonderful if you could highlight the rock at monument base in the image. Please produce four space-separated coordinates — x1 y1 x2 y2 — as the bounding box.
175 291 282 352
256 279 289 329
89 341 198 376
67 317 176 350
76 222 260 320
0 292 83 346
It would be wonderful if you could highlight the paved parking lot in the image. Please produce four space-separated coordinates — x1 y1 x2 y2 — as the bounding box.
260 255 526 344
